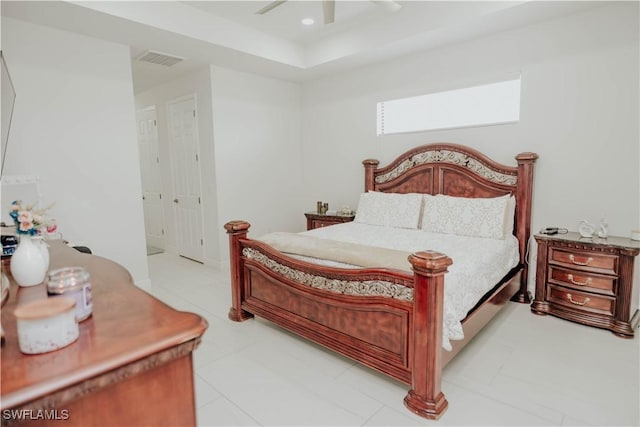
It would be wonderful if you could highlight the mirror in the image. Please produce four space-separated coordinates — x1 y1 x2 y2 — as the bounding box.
1 50 16 177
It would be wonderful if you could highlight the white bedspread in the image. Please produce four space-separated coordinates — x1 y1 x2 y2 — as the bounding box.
295 222 520 351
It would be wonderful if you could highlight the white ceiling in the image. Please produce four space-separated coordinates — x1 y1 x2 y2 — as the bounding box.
2 1 607 93
183 1 393 45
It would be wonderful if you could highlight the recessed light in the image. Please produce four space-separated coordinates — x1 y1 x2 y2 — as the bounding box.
301 18 315 26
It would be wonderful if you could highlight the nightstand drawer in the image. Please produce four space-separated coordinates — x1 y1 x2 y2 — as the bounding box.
549 248 618 274
310 219 340 229
547 285 615 316
533 232 640 337
305 212 355 230
548 266 616 296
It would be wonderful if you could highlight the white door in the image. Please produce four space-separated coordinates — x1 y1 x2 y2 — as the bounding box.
136 106 165 250
167 95 204 262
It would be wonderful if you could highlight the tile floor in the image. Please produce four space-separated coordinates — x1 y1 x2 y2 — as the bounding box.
145 252 639 426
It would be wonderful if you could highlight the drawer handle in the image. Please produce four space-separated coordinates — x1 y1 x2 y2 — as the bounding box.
567 293 590 306
567 274 591 286
569 254 593 266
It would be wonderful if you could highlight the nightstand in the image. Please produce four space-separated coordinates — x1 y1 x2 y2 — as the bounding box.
531 232 640 338
305 212 355 230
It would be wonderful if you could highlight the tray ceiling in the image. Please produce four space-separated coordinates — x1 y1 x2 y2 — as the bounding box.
2 1 607 92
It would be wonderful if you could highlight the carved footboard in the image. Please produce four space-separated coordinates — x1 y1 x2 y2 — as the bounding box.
225 220 452 419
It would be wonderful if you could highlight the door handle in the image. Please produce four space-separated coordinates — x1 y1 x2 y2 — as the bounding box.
173 198 179 203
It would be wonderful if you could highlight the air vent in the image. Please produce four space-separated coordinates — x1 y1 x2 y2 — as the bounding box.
136 50 184 67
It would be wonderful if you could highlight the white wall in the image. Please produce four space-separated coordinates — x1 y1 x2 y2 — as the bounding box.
2 3 636 295
301 3 639 293
136 66 303 265
211 66 304 261
135 67 220 266
1 17 149 286
302 3 639 239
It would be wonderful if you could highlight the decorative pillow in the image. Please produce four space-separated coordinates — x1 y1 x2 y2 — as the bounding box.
354 191 423 229
421 194 512 239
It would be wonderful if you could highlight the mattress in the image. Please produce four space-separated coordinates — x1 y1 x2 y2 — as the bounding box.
297 222 520 350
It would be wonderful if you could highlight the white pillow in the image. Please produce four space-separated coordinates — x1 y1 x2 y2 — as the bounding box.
354 191 423 229
421 194 512 239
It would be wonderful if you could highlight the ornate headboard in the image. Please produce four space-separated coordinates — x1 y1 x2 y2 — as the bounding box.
363 143 538 301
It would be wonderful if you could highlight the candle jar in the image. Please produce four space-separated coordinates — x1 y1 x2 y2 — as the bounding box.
46 267 93 322
14 297 79 354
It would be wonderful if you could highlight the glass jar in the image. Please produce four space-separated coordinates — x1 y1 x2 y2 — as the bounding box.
46 267 93 322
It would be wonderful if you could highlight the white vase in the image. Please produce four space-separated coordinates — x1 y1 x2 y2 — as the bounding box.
10 236 50 287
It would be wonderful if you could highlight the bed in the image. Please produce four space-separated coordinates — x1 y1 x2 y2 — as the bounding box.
224 143 537 419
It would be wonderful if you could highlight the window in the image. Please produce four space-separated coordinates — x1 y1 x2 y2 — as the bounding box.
376 77 521 135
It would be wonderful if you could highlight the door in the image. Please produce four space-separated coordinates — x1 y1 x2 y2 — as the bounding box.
136 106 165 251
167 95 204 262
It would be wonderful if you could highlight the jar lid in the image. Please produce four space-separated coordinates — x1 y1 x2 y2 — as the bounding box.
14 297 76 320
46 267 90 292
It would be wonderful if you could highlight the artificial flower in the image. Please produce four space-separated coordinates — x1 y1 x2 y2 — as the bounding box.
9 200 56 236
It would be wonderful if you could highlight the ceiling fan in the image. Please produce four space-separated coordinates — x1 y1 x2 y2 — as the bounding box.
254 0 402 25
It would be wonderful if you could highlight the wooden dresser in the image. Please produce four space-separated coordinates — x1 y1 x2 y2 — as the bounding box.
305 212 355 230
532 232 640 337
1 241 208 426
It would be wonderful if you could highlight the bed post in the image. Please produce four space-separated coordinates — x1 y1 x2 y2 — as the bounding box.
511 152 538 304
224 220 254 322
363 159 380 191
404 250 452 420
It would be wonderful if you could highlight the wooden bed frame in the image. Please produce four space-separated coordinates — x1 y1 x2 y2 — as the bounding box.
225 143 537 419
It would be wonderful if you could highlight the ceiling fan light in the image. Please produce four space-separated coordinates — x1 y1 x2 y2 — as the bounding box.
301 17 315 26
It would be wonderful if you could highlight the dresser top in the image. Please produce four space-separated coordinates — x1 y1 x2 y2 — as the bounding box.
535 231 640 251
1 241 208 409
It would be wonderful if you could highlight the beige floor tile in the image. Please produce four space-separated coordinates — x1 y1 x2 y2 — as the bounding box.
147 253 639 427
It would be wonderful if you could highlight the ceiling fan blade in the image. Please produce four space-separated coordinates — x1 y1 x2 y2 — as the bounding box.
255 0 288 15
322 0 335 24
370 0 402 13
